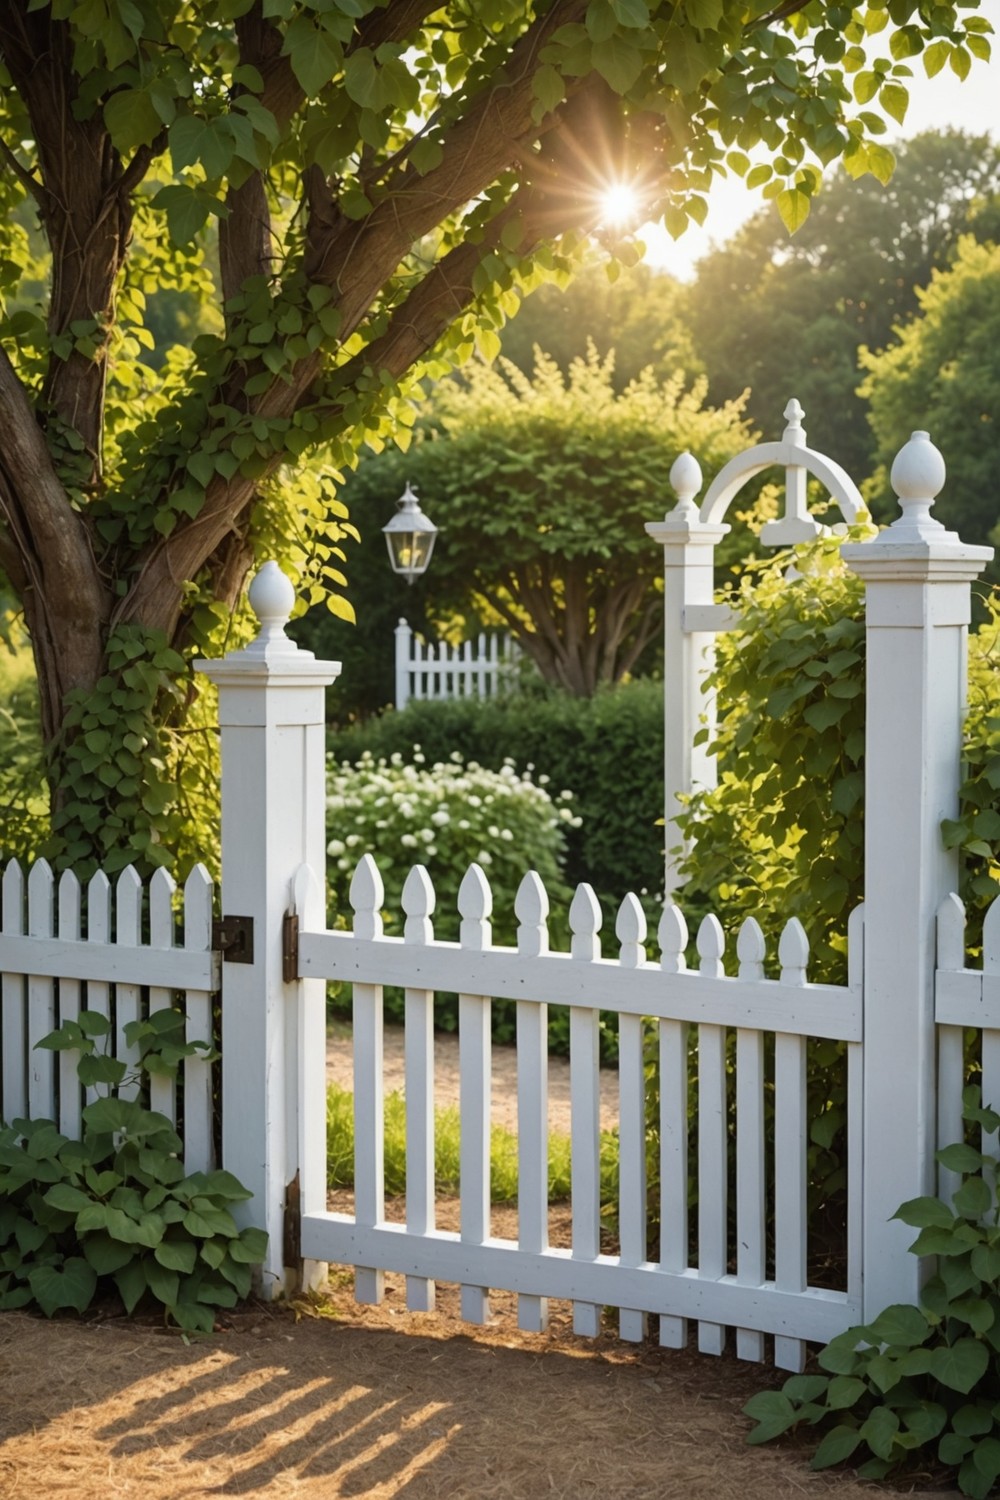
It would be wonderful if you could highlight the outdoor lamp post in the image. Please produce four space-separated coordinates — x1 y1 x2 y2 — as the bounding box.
382 481 438 583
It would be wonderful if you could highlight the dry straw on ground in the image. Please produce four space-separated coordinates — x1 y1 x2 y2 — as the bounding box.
0 1212 957 1500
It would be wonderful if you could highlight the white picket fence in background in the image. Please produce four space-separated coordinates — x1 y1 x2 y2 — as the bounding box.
394 617 520 709
0 858 218 1172
291 853 864 1369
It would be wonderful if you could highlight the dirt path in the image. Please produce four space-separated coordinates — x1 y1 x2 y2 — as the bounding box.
0 1035 954 1498
326 1021 619 1135
0 1294 940 1500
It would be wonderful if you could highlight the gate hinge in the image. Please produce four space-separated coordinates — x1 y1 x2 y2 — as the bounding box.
282 910 300 984
283 1171 301 1268
212 914 254 964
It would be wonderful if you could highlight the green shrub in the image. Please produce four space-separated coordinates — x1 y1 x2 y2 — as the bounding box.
745 1088 1000 1500
327 677 666 911
0 1010 265 1332
325 747 611 1052
327 748 577 944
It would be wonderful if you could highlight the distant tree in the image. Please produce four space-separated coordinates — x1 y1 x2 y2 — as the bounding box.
498 257 702 389
685 130 1000 481
859 236 1000 562
302 350 754 700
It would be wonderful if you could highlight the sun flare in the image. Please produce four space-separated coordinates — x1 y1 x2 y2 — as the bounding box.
598 180 642 229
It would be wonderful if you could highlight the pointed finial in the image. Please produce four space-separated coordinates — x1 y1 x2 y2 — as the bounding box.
570 883 602 962
350 854 384 940
658 903 688 974
888 431 947 539
668 451 703 520
458 863 492 950
778 917 809 986
736 917 766 981
515 871 549 958
696 913 725 977
402 864 435 945
616 893 647 969
782 398 806 445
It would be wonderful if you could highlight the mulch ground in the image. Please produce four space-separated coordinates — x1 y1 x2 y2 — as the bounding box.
0 1201 959 1500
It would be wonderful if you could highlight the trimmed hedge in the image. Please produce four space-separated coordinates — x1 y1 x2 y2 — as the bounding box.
327 679 666 914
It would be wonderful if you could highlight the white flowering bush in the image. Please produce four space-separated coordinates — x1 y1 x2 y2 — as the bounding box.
327 747 578 947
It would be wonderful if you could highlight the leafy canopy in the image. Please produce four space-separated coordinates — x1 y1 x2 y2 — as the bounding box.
0 0 991 873
326 350 755 696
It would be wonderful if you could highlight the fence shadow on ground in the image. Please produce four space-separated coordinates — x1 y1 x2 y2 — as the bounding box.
0 1300 886 1500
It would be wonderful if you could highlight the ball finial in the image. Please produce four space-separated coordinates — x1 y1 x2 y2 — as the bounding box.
247 561 296 639
888 431 946 538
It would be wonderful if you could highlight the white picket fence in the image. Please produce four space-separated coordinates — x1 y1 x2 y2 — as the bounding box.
291 853 864 1370
394 617 519 709
0 858 218 1172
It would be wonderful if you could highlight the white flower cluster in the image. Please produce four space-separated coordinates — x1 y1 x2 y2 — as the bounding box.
325 747 580 895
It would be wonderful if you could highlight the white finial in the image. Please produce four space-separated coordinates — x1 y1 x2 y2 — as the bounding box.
658 903 688 974
248 561 295 633
888 431 947 539
668 452 703 520
782 398 806 445
570 883 602 962
515 871 549 958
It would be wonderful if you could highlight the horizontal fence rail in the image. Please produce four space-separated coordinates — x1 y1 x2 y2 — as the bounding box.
0 858 219 1172
297 855 864 1370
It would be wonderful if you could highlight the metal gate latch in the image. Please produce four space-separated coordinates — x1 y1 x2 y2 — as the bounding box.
212 915 254 963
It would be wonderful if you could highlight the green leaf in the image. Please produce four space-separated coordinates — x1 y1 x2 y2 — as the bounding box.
929 1339 990 1394
592 35 644 93
879 82 908 125
776 189 810 234
684 0 723 27
43 1184 92 1214
867 1304 931 1347
894 1196 955 1229
288 26 341 97
229 1226 268 1264
860 1405 900 1460
183 1207 238 1239
114 1257 147 1315
28 1258 97 1316
811 1424 863 1468
532 63 566 117
743 1390 799 1442
82 1232 135 1275
954 1175 993 1219
938 1143 987 1174
154 1239 197 1274
104 89 165 152
145 1259 180 1308
827 1375 868 1409
867 144 896 186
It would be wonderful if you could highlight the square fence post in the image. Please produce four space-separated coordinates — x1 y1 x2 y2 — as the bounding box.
646 453 729 895
197 562 340 1297
842 432 992 1321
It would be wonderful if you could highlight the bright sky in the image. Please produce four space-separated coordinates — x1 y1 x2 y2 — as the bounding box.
643 45 1000 278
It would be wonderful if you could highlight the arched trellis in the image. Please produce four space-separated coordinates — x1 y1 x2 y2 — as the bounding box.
646 398 870 895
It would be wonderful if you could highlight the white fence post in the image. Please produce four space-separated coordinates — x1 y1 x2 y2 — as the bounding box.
395 618 412 710
842 432 992 1321
197 562 340 1297
646 454 729 895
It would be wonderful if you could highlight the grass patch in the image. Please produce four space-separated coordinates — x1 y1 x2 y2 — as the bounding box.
326 1083 620 1208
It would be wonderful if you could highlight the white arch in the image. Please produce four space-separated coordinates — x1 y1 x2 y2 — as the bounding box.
698 399 865 540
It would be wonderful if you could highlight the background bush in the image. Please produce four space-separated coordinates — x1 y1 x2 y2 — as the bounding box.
327 678 666 915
